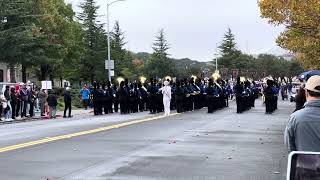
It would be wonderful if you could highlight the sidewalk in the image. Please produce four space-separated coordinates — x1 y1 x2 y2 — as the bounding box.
0 108 93 125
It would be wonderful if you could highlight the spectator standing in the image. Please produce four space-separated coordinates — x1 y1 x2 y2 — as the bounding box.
38 89 47 116
28 89 36 117
0 92 7 121
10 87 17 120
47 90 58 119
285 75 320 152
80 85 90 110
4 86 12 120
63 88 72 118
20 85 28 118
15 85 21 118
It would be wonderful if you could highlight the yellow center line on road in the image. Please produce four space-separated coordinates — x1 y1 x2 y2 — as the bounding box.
0 113 179 153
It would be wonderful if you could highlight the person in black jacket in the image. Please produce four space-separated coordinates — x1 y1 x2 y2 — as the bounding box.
148 79 158 114
47 90 58 119
138 82 147 112
113 85 119 113
28 89 36 117
10 87 17 120
264 80 274 114
235 77 244 114
106 81 114 114
63 88 72 118
119 81 128 114
175 81 185 113
20 85 28 118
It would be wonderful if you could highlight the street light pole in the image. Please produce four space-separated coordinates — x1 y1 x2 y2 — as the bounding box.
214 53 218 72
106 0 126 82
107 4 111 82
215 57 218 71
214 44 219 73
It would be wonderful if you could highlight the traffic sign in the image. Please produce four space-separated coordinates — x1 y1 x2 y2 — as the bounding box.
105 60 115 70
109 70 115 77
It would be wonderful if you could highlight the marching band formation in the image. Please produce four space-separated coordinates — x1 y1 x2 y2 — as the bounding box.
85 76 281 116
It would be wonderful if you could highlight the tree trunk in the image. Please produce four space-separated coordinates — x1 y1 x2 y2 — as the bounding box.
40 65 47 80
21 64 27 83
60 76 63 88
49 70 54 87
9 64 16 83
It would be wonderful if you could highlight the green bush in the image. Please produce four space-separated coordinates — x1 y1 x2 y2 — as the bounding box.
53 88 65 96
56 88 84 111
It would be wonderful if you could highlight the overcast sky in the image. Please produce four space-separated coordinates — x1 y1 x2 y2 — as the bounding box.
67 0 284 62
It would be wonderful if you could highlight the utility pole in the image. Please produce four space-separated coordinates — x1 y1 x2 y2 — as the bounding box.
106 0 126 82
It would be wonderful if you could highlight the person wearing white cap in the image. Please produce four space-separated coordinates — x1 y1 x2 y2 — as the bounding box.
285 75 320 152
160 81 172 116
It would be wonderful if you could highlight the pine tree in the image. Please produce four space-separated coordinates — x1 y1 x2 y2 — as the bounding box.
218 28 240 57
78 0 107 82
0 0 40 82
216 28 242 69
145 29 176 78
152 29 170 58
111 21 129 77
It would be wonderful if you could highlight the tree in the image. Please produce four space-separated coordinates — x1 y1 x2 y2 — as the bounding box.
259 0 320 69
152 29 170 58
218 28 240 56
78 0 107 82
0 0 84 83
217 28 242 68
145 29 176 78
0 0 38 82
111 21 130 77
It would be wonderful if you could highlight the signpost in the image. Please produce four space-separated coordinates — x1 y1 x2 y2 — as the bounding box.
105 60 115 78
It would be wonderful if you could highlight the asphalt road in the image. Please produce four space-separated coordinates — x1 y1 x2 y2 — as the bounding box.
0 99 293 180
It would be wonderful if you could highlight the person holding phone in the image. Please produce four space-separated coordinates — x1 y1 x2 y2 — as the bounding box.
285 75 320 152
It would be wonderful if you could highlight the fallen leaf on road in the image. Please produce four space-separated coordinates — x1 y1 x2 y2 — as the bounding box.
227 157 232 159
261 142 264 144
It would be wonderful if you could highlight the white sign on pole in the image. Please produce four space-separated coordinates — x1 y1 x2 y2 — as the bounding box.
41 81 52 90
105 60 115 70
110 70 115 77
